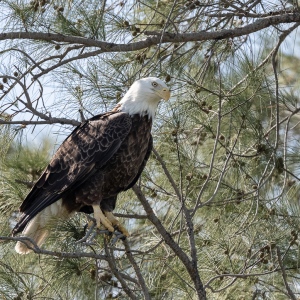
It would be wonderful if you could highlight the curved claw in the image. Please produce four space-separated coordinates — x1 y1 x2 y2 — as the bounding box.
104 211 129 237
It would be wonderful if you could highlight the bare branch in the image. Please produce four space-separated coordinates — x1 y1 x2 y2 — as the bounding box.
104 241 139 300
0 119 80 126
276 247 297 300
0 236 107 260
1 12 300 53
123 239 151 300
33 49 103 79
132 184 206 299
152 147 181 199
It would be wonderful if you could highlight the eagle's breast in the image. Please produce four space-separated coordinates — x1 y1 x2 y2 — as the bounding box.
74 114 152 205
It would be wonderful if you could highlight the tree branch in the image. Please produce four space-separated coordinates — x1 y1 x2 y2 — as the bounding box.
152 147 181 199
123 239 151 300
132 184 206 300
1 12 300 53
276 247 297 300
104 241 138 300
0 118 80 126
0 236 107 260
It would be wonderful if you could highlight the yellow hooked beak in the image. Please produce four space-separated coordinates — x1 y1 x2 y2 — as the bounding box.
158 88 171 101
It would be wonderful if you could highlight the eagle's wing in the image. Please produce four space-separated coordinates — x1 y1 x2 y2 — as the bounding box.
78 135 153 214
13 111 132 235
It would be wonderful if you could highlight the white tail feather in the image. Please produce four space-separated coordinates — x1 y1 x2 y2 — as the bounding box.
15 199 70 254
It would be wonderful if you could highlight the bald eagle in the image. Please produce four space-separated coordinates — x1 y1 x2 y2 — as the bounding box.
13 77 170 254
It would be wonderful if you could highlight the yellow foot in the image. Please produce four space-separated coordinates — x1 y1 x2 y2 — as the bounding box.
92 205 114 232
104 211 130 237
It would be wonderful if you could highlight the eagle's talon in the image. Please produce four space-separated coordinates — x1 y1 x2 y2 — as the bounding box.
92 205 114 232
115 231 127 240
104 211 129 237
77 221 97 244
105 230 113 236
114 225 129 237
87 219 96 229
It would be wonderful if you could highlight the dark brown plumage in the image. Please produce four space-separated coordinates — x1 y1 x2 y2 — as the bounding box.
13 111 152 234
13 77 170 254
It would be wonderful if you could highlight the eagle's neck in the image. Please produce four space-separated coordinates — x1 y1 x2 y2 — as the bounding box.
118 89 160 120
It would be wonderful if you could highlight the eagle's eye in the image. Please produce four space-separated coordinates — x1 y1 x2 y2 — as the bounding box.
152 82 158 87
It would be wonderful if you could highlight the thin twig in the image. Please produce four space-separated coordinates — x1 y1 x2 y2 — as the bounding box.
123 239 151 300
132 184 206 299
0 236 107 259
276 247 297 300
104 241 138 300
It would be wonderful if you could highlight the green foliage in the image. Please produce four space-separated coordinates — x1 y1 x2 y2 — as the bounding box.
0 139 51 216
1 0 300 299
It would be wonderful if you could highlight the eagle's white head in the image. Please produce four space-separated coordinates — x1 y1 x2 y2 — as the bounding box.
119 77 170 119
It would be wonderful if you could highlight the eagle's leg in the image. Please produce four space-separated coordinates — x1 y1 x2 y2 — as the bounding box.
104 211 129 237
92 205 114 232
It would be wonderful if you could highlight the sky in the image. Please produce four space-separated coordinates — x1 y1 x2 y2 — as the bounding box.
1 0 300 151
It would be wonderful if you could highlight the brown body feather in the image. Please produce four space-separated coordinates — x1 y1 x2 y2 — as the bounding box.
13 111 152 238
12 76 170 254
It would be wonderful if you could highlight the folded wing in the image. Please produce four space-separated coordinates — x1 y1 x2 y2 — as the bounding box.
13 111 132 235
